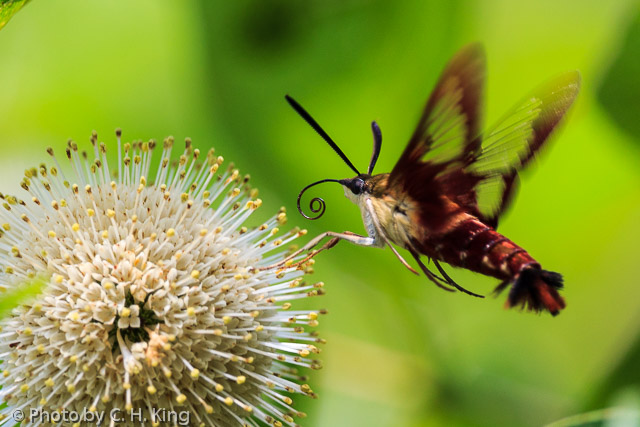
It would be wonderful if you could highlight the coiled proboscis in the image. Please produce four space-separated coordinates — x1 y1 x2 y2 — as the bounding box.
296 179 342 220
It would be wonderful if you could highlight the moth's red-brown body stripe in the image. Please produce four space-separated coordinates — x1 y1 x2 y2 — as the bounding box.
484 237 510 253
427 219 539 281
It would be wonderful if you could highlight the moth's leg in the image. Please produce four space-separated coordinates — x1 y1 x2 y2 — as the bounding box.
492 279 510 296
406 247 456 292
287 230 380 269
364 198 419 275
260 230 376 271
433 259 484 298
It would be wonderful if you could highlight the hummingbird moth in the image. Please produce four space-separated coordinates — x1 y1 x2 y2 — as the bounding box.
279 44 580 315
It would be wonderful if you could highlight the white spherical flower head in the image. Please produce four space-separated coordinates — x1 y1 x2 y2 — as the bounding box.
0 131 325 426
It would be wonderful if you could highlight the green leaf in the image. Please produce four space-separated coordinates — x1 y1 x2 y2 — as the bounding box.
0 0 30 31
0 275 46 318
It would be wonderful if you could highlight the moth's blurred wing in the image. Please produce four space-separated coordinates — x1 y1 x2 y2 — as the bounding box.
466 71 581 227
389 44 486 190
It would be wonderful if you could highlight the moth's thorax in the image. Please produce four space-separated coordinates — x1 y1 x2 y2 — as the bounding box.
372 195 419 247
342 173 420 248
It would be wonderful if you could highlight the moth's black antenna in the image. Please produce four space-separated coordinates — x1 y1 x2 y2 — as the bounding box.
285 95 361 175
368 121 382 174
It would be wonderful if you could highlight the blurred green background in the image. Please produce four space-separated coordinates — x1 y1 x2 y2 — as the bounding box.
1 1 640 426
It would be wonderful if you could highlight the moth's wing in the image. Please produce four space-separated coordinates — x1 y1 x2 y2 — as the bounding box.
389 43 486 190
466 71 581 227
468 172 519 228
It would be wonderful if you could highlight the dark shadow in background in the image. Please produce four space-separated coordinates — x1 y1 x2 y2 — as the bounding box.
586 6 640 415
597 9 640 145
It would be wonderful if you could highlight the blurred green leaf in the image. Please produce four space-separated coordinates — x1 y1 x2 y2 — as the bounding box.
0 275 46 318
0 0 30 30
546 408 640 427
549 387 640 427
597 8 640 143
586 356 640 418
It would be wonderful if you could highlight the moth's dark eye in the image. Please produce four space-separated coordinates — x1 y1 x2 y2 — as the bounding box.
351 178 365 195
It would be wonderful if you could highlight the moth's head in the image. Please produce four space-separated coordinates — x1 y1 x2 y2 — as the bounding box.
340 174 372 204
285 95 383 219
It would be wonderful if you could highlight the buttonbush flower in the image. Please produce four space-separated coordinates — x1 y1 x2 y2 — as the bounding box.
0 131 325 426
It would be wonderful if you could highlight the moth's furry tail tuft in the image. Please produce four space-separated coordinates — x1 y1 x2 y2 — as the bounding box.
498 268 566 316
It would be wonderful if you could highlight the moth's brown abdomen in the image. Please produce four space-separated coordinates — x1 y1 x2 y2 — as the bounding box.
422 218 565 314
